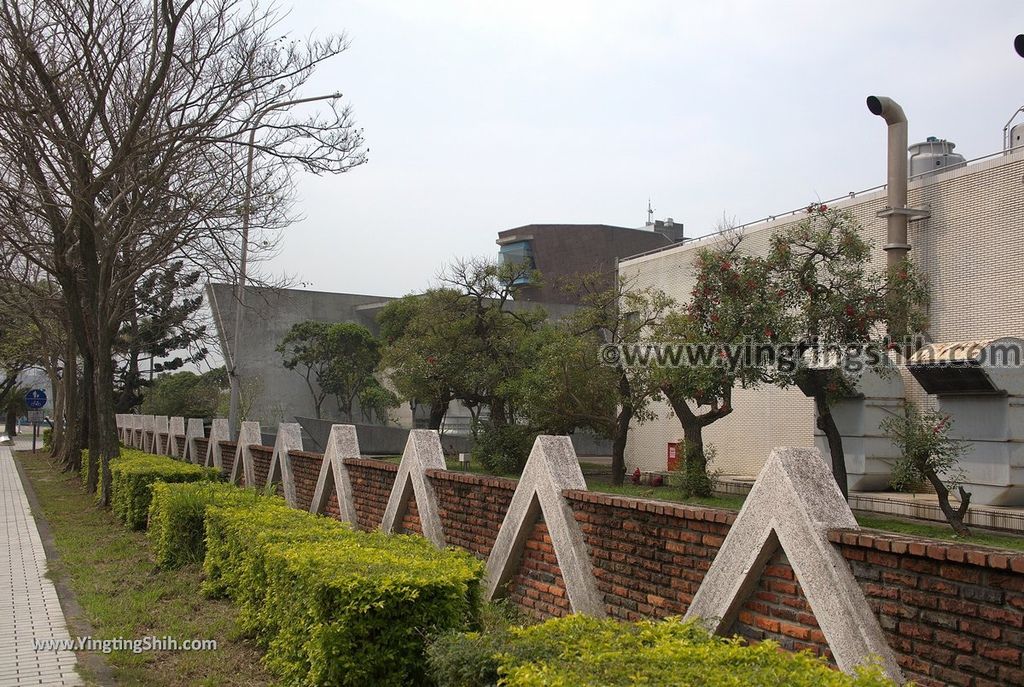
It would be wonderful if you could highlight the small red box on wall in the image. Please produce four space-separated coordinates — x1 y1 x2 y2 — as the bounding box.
667 442 680 471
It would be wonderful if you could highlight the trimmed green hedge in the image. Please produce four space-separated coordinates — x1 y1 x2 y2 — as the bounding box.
109 449 219 530
204 502 484 686
147 481 264 568
428 615 896 687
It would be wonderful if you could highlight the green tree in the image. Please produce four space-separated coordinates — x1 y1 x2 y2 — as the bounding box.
277 321 388 421
319 323 387 421
554 274 674 485
139 369 226 419
115 263 209 413
653 235 785 496
767 206 929 498
880 403 969 535
379 258 544 432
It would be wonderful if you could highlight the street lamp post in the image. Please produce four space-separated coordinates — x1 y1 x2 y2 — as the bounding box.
227 92 340 439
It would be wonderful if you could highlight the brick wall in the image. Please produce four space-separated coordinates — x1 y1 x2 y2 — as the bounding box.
174 436 186 456
175 438 1024 683
559 490 1024 687
426 470 518 558
565 491 730 620
343 459 397 531
288 450 323 512
218 440 236 479
505 519 572 621
249 445 273 490
194 438 209 462
831 530 1024 687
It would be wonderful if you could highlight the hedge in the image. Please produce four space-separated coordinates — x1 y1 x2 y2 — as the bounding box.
428 615 896 687
147 481 264 568
204 502 484 686
109 449 219 530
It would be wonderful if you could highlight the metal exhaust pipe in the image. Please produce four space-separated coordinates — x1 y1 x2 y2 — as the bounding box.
1016 34 1024 58
866 95 909 268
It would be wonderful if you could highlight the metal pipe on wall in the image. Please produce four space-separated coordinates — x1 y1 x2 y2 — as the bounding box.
866 95 909 268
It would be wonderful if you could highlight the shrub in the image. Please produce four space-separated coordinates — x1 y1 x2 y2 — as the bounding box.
109 450 219 530
204 502 484 686
147 481 264 568
42 428 53 451
472 424 536 475
880 402 970 536
429 615 896 687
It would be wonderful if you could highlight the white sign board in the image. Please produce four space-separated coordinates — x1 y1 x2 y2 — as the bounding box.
27 410 46 423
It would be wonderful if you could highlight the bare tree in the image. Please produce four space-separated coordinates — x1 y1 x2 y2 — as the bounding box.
0 0 366 503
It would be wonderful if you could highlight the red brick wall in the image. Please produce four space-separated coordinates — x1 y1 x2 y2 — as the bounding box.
564 490 729 621
559 490 1024 687
249 445 273 490
288 450 323 512
218 441 236 479
426 470 517 558
831 530 1024 686
505 518 572 621
343 459 397 531
194 438 209 462
174 436 186 456
186 441 1024 683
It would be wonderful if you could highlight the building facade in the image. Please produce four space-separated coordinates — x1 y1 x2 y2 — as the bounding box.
619 147 1024 478
497 223 676 303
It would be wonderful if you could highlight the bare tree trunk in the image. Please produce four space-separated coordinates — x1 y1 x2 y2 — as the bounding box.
83 352 100 493
427 400 446 430
813 390 848 500
927 474 971 536
94 348 119 506
610 372 634 486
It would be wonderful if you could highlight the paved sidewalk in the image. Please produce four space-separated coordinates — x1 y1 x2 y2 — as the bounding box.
0 445 82 686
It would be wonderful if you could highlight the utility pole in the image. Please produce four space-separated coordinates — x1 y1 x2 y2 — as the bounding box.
227 92 341 439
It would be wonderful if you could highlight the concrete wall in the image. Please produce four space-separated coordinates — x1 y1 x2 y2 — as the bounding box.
207 283 397 427
208 283 584 433
619 148 1024 476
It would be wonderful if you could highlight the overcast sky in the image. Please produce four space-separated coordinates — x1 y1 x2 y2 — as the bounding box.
267 1 1024 298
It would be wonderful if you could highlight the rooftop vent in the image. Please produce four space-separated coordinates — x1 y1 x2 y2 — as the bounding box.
908 137 966 178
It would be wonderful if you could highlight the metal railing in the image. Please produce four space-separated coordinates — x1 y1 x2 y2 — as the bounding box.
621 144 1024 265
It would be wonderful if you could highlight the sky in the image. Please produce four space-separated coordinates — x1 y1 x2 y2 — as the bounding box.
266 1 1024 298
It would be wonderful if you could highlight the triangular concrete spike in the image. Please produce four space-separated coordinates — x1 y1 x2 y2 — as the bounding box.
142 415 155 453
153 416 169 455
684 447 902 682
203 419 228 468
182 418 205 464
380 430 447 547
311 424 360 522
229 421 261 486
484 435 605 617
168 417 185 458
267 423 302 505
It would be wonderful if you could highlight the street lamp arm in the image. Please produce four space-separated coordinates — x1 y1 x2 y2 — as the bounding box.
226 91 340 439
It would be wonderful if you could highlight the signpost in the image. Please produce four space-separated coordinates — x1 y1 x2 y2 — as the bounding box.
25 389 46 453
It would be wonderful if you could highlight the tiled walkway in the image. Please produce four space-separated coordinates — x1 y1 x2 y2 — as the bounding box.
0 444 82 686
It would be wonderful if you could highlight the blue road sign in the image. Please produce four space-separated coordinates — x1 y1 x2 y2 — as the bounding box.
25 389 47 409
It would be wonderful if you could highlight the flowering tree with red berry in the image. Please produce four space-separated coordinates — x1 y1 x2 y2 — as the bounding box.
767 206 929 498
654 233 786 496
880 403 970 535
